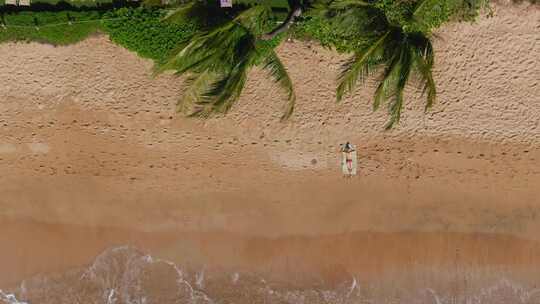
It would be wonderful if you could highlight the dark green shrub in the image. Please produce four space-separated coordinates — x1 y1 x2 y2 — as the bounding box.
293 15 371 53
293 0 490 53
101 7 197 63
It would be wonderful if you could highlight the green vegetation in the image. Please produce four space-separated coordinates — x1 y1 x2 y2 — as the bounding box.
0 7 196 58
159 4 294 118
102 8 197 62
293 15 369 53
157 0 475 126
0 10 103 44
313 0 439 128
0 0 495 128
294 0 490 52
293 0 490 127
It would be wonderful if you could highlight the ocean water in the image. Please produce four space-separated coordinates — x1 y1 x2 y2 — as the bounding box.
3 246 540 304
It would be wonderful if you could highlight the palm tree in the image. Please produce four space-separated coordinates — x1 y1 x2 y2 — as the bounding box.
157 1 301 120
315 0 437 129
158 0 486 126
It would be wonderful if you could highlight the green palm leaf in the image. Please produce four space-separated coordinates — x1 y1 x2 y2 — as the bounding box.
317 1 440 129
373 47 401 111
160 4 299 120
262 50 296 120
413 40 436 111
208 61 251 114
336 31 389 102
385 46 413 130
177 71 219 115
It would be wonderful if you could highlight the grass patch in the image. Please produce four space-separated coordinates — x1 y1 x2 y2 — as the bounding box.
0 10 104 44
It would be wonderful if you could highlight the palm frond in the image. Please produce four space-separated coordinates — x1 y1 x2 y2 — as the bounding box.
234 4 272 35
312 0 377 34
215 70 249 113
155 37 211 75
161 0 225 26
190 57 252 117
385 87 404 130
373 48 401 111
336 31 389 102
413 40 436 111
177 71 219 115
162 1 197 24
159 21 244 75
160 3 298 121
262 50 296 120
385 46 413 129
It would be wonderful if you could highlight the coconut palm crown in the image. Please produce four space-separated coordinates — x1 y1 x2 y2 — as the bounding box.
157 1 299 120
311 0 440 129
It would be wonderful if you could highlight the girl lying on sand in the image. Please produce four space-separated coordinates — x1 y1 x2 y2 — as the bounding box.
340 142 357 177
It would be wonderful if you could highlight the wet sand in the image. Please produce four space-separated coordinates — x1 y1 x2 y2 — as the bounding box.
0 1 539 302
3 219 540 303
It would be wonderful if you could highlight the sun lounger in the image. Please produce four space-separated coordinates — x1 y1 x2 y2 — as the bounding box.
4 0 17 5
18 0 31 5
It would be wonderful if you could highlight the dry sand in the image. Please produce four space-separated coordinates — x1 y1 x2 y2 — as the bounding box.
0 1 539 303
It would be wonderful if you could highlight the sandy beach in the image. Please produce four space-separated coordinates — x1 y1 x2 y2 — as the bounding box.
0 1 539 303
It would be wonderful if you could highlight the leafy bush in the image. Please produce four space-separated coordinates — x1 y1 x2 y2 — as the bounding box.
293 15 371 53
101 7 197 63
292 0 490 53
371 0 486 33
0 7 198 62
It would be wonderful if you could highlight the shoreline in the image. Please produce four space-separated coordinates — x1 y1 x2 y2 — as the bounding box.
3 217 540 290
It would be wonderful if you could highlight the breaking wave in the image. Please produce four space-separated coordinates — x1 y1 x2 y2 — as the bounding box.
3 246 540 304
0 291 27 304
